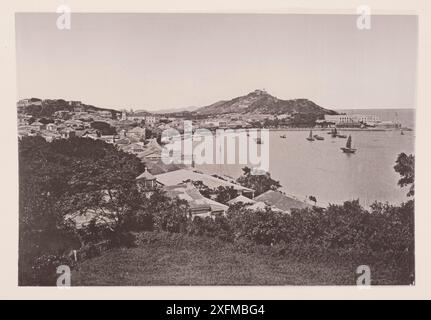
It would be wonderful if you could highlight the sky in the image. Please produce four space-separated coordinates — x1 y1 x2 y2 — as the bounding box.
15 13 418 111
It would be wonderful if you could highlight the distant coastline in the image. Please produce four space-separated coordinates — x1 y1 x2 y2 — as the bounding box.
268 127 412 132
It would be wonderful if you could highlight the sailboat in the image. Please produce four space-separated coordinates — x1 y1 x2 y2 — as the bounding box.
401 129 405 135
340 135 357 154
331 127 338 138
306 130 315 141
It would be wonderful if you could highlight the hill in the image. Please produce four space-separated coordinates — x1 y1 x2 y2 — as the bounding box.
194 89 338 117
17 98 122 118
152 106 199 114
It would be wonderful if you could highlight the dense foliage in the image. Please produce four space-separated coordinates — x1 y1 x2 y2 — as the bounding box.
19 136 145 284
394 152 415 197
18 99 119 118
19 136 415 285
191 181 238 204
90 121 117 135
236 166 281 196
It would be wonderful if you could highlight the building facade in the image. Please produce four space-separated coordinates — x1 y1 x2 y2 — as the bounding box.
324 114 381 125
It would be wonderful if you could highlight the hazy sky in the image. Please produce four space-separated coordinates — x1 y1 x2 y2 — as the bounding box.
15 13 417 111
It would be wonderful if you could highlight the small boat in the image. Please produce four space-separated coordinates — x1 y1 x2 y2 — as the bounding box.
340 135 357 154
280 134 286 139
331 127 338 138
313 134 324 141
401 130 405 135
337 134 347 139
306 130 315 141
255 138 263 144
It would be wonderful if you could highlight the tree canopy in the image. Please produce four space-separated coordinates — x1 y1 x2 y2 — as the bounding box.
236 166 281 196
394 153 415 197
90 121 117 135
19 136 145 283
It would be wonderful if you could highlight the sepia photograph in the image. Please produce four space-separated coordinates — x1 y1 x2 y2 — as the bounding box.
15 12 416 286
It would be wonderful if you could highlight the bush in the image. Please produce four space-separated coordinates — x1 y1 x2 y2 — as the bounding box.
225 199 414 283
109 231 137 248
30 254 71 286
122 209 153 231
152 200 189 233
228 208 286 245
187 215 234 242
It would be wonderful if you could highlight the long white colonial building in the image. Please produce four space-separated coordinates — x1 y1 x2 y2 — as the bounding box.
324 114 381 125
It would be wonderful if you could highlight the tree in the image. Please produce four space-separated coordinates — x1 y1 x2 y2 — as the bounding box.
215 186 238 204
227 206 286 245
191 180 212 198
39 118 54 125
151 197 189 233
308 195 317 205
18 136 145 284
191 181 238 203
90 121 117 135
236 166 281 196
394 153 415 197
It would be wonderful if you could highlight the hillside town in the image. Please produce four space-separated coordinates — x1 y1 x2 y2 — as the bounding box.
17 95 321 227
17 90 403 146
16 93 406 225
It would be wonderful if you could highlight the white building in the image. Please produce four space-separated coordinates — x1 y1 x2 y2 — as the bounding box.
145 115 158 126
46 123 58 132
97 110 112 118
324 114 380 125
127 126 146 140
352 114 380 124
121 111 128 121
128 115 146 122
29 121 45 131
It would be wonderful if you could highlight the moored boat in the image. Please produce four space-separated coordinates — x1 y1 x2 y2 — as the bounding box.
313 134 324 141
340 135 357 154
331 127 338 138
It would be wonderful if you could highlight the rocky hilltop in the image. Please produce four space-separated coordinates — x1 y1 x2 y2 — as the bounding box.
194 89 338 117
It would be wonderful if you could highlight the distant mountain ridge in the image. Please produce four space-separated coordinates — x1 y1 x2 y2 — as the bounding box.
151 106 199 114
17 98 121 118
18 90 338 119
194 89 338 116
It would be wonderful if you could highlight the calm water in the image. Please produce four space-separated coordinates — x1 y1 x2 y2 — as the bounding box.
196 126 415 207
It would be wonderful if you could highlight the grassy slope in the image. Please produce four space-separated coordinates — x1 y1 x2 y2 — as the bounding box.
72 232 400 286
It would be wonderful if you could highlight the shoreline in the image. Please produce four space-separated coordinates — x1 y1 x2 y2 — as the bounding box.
187 127 413 135
267 127 412 132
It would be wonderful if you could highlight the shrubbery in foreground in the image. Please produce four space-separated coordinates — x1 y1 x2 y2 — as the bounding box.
18 136 414 285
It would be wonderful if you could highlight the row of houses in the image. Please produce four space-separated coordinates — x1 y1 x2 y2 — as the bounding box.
135 167 310 220
66 164 311 230
120 111 161 126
